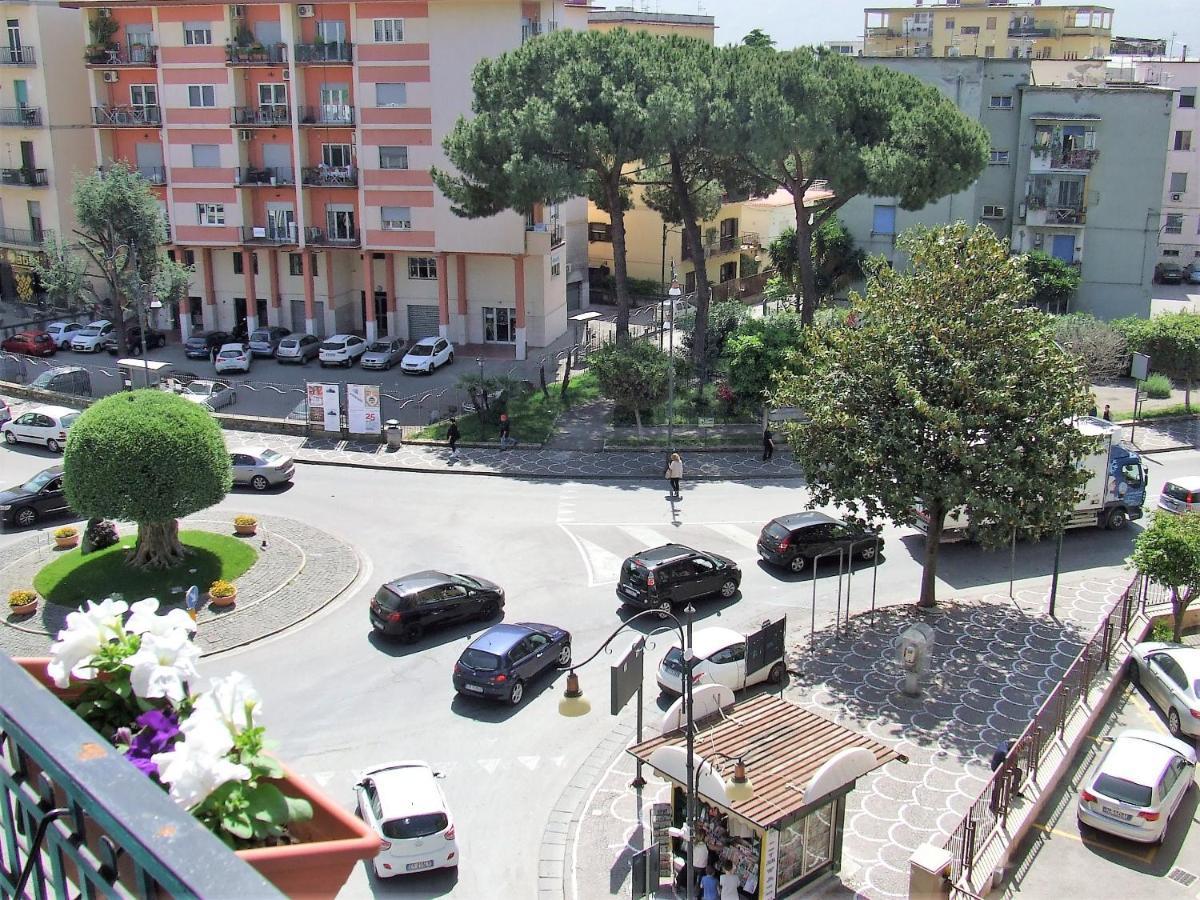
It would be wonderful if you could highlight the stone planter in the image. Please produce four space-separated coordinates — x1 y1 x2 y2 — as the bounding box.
208 587 237 608
234 522 257 536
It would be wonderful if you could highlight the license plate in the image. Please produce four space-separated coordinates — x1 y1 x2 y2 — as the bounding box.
1101 805 1132 821
621 585 638 597
406 860 435 871
463 684 484 693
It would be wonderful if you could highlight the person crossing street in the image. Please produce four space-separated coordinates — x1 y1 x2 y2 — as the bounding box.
664 452 683 499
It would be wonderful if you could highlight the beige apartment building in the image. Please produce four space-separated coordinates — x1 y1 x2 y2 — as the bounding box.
0 0 94 305
864 1 1113 60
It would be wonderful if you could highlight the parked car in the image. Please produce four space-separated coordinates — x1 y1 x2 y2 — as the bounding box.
354 762 458 877
453 622 571 705
2 330 57 357
319 334 367 368
0 398 10 425
1129 643 1200 738
401 337 454 375
178 379 237 410
1158 477 1200 516
29 366 91 397
616 544 741 615
184 331 232 359
275 333 321 364
656 626 787 696
1186 263 1200 285
757 511 883 574
0 465 72 528
214 343 252 374
1 405 80 452
248 326 292 357
1155 262 1186 285
45 322 84 350
1077 729 1195 844
361 339 406 371
69 320 115 352
230 447 294 491
370 571 505 642
103 325 166 355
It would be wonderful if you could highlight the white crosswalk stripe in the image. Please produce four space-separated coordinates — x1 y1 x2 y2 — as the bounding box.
704 523 760 550
561 522 765 587
617 525 672 549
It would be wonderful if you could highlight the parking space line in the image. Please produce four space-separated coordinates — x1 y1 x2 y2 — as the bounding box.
1030 822 1157 864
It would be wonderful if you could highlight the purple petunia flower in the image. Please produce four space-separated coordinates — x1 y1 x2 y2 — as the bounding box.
123 709 181 779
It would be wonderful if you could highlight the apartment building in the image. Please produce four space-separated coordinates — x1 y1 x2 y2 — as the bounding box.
0 1 93 304
78 0 588 357
863 1 1113 60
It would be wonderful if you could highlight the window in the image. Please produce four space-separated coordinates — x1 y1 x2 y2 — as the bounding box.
183 249 195 266
872 205 896 235
989 95 1013 109
197 203 224 226
1165 214 1184 235
190 144 219 167
187 85 215 108
588 221 612 243
989 149 1009 164
381 205 412 230
944 18 954 29
551 258 561 277
375 83 407 107
1181 89 1197 109
379 146 408 170
982 205 1005 219
960 26 979 35
232 252 258 275
1175 131 1193 152
1170 172 1188 194
183 22 212 45
719 261 737 283
408 256 437 279
1163 249 1180 257
373 18 404 42
321 143 352 168
986 16 996 29
984 45 995 58
287 253 317 276
482 306 516 343
685 271 696 293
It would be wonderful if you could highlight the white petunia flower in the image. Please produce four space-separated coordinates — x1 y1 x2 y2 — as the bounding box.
46 598 130 688
126 598 197 637
126 629 202 703
152 735 251 809
190 672 262 736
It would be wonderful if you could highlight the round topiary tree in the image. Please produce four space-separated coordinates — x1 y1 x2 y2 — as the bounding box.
63 390 232 569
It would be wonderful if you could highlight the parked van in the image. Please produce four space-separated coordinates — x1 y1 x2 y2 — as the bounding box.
117 358 176 389
29 366 91 397
1158 477 1200 516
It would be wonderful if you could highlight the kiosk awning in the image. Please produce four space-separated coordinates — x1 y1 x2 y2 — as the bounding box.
628 694 901 830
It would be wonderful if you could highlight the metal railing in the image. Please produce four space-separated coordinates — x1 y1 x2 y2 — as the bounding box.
299 105 355 126
85 44 158 65
226 42 288 64
92 105 161 127
1033 147 1099 170
2 45 36 65
305 225 359 247
1008 23 1057 37
301 165 358 187
237 166 296 186
0 106 42 127
293 41 353 64
0 168 48 187
240 224 299 245
0 226 47 246
232 105 291 126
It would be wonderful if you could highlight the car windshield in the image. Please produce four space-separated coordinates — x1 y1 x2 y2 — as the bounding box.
22 470 57 492
662 647 685 671
408 345 433 356
1093 773 1152 807
381 813 448 840
279 339 297 348
77 328 99 337
459 649 500 671
30 372 56 388
250 331 270 342
321 342 345 351
453 575 482 588
367 342 391 353
61 413 80 428
218 350 241 359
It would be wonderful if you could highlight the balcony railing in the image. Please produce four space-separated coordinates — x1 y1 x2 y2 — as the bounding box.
85 44 158 66
0 167 48 187
237 165 296 186
1033 146 1099 171
301 165 357 187
241 224 299 245
306 225 359 247
293 41 353 64
226 42 288 65
136 165 167 185
92 105 161 127
0 225 47 246
0 106 42 127
1008 22 1057 37
299 105 355 126
2 45 36 65
232 105 291 126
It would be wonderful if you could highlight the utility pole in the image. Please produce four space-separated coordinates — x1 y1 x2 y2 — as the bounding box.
667 265 681 453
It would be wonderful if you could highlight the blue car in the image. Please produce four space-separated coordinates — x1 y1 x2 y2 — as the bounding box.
452 622 572 706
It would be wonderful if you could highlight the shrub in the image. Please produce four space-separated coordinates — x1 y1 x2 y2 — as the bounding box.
1149 619 1175 643
1144 372 1172 400
233 515 257 527
209 579 236 599
54 526 79 539
82 518 119 554
9 589 37 607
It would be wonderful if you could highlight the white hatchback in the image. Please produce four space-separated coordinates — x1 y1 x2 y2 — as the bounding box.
401 337 454 374
318 334 367 368
69 320 115 352
45 322 84 350
1158 477 1200 516
1 405 80 453
355 761 458 877
214 343 252 374
656 626 786 696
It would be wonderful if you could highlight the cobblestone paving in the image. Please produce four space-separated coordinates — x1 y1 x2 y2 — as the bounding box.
1119 418 1196 453
0 513 358 658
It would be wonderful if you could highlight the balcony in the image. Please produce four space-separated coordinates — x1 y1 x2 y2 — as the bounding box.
1008 22 1057 37
0 106 42 127
301 165 358 187
226 42 288 65
0 167 48 187
241 223 299 245
237 165 296 186
293 41 353 64
92 105 161 127
299 105 355 126
1026 201 1086 227
524 222 563 254
85 44 158 66
305 225 359 247
232 105 291 126
1030 146 1099 173
2 44 36 65
136 165 167 185
0 225 47 246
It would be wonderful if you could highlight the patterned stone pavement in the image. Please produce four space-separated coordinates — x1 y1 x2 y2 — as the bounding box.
1119 418 1197 454
0 513 359 658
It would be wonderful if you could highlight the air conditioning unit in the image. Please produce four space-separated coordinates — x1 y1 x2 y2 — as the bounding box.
282 69 290 80
1171 192 1184 202
565 262 574 275
238 129 252 141
297 4 315 17
230 4 245 16
102 70 119 83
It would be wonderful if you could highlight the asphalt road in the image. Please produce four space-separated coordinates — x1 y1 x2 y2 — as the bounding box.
3 443 1198 898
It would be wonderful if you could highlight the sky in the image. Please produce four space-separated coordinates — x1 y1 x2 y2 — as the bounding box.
633 0 1199 59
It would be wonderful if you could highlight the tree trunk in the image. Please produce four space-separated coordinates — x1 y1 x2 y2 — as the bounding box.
633 407 643 438
129 519 186 570
605 175 632 344
1186 378 1193 413
1171 586 1195 643
791 194 820 327
669 152 712 378
540 360 550 401
918 499 946 608
560 353 572 402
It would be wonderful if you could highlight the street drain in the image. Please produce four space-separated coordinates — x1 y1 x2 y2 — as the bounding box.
1167 867 1196 887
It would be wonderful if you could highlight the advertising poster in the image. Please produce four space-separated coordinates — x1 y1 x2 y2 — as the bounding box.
347 384 382 434
306 382 341 431
305 383 325 426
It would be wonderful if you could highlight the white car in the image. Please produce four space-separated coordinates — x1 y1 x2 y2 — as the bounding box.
1 405 80 453
1130 643 1200 738
214 343 252 374
401 337 454 374
70 320 115 352
45 321 84 350
1158 477 1200 516
179 379 237 410
656 626 786 696
1077 730 1196 844
318 334 367 368
354 761 458 877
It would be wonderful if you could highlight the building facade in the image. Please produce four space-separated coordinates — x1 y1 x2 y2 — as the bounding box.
863 1 1113 61
78 0 589 357
0 0 94 304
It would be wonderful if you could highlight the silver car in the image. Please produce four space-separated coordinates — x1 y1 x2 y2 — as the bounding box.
361 339 406 371
1130 643 1200 738
230 447 295 491
179 379 237 410
276 333 321 364
248 326 292 357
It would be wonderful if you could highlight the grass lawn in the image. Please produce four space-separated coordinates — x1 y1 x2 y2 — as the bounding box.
33 530 258 608
1114 402 1199 422
416 369 601 443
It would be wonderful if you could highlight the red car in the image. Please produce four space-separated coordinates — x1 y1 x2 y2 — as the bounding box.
1 331 57 357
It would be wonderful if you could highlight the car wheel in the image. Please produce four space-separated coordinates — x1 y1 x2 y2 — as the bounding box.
1128 662 1141 687
768 661 787 685
508 680 525 706
46 438 61 453
557 642 572 666
788 555 808 573
859 543 878 561
1106 507 1129 530
1168 708 1183 737
479 599 499 620
718 579 738 598
656 599 673 618
399 623 425 643
251 475 270 491
4 431 15 445
14 506 37 528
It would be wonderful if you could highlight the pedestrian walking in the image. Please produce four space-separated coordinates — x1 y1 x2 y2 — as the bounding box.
1102 403 1112 422
447 418 461 461
762 426 775 461
1089 401 1098 417
210 343 218 366
498 413 515 450
664 452 683 499
719 862 740 900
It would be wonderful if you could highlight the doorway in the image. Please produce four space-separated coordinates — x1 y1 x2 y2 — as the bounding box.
1051 234 1076 263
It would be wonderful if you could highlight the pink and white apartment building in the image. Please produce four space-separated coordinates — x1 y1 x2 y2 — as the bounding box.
74 0 589 356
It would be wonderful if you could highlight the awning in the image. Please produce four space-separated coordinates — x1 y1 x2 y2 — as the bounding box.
629 694 902 830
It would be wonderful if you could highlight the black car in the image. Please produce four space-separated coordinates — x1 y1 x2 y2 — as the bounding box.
369 571 505 642
104 325 166 355
0 466 72 528
452 622 571 705
757 511 883 573
184 331 232 359
616 544 741 614
1155 263 1186 285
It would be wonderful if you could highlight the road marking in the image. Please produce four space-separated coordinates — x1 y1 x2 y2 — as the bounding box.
559 525 625 587
517 755 540 771
705 523 760 550
1031 822 1157 863
618 525 670 549
477 758 502 775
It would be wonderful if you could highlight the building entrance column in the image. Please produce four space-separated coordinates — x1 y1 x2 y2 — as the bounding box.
242 249 258 333
267 250 281 327
455 254 469 345
513 254 526 360
385 253 397 339
436 251 449 339
302 250 316 335
362 253 378 342
201 248 217 331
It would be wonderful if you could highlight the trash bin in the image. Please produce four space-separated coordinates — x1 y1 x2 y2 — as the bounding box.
385 419 403 450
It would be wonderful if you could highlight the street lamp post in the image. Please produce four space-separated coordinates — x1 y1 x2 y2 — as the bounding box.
667 267 682 454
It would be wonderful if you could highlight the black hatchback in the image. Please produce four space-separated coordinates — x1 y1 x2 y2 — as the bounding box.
369 571 504 642
757 511 883 573
452 622 571 705
616 544 741 615
184 331 231 359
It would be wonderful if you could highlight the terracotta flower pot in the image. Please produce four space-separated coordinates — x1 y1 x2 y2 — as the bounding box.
9 600 38 616
14 658 380 897
208 588 237 607
234 523 257 536
55 535 79 549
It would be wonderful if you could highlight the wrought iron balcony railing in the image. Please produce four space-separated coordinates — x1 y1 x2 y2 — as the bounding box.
241 224 299 245
299 105 355 126
293 41 353 64
301 165 357 186
237 165 296 186
136 165 167 185
92 105 161 127
85 44 158 66
0 168 48 187
2 45 36 65
232 105 291 126
305 225 359 247
0 225 47 246
226 42 288 64
0 106 42 127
